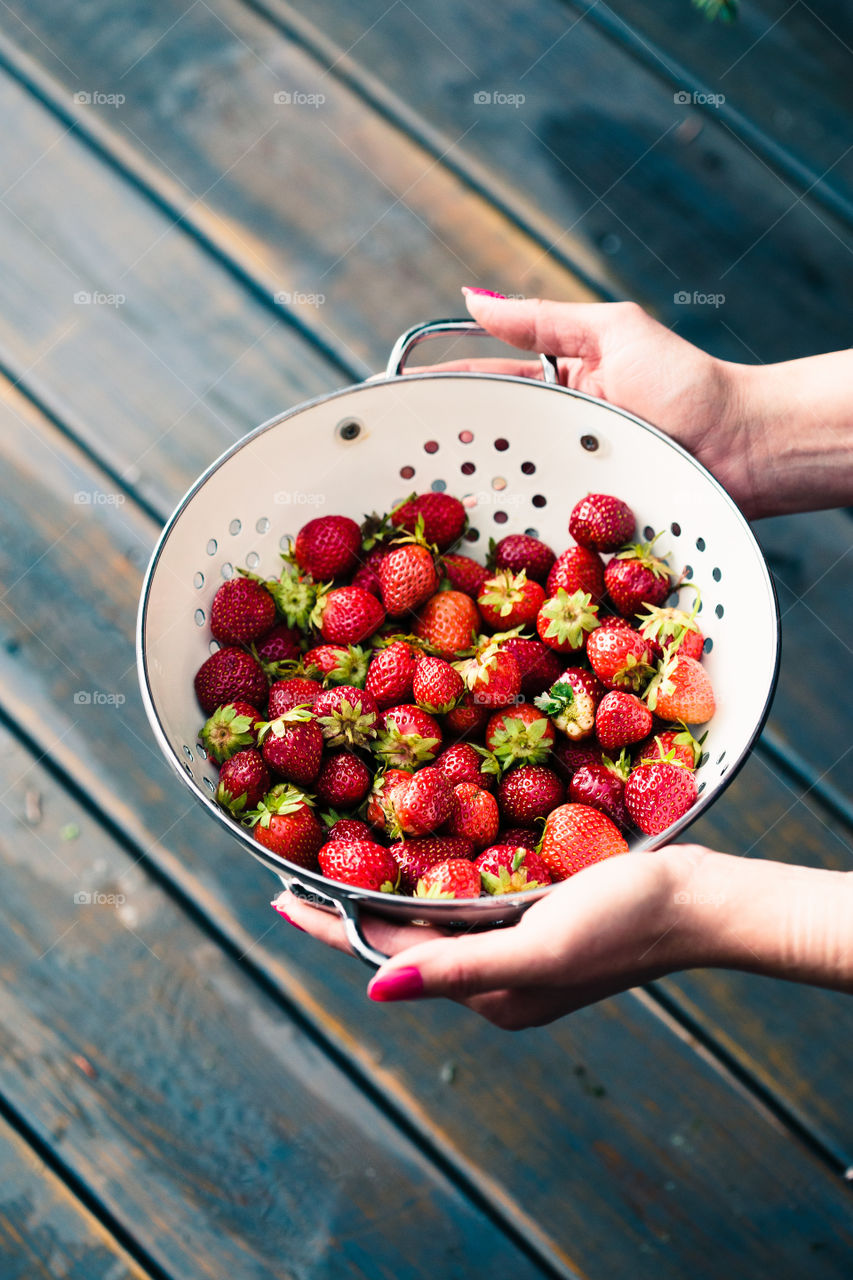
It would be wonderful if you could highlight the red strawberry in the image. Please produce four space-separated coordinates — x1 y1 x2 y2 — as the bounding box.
498 826 540 850
455 641 521 710
258 709 324 785
352 545 386 598
200 701 262 763
539 803 629 880
646 653 715 724
534 668 604 741
536 589 599 654
293 515 362 580
605 538 672 616
303 643 368 688
325 816 374 842
249 785 323 869
412 654 464 714
478 570 546 630
414 591 480 658
379 544 440 616
443 690 490 739
373 704 442 768
319 839 400 892
210 576 276 647
366 768 413 833
391 835 475 892
493 533 555 584
595 690 653 751
415 858 481 899
319 586 385 645
314 685 378 749
394 766 455 836
547 546 606 600
475 844 552 894
637 602 705 661
268 676 322 717
254 622 302 669
195 646 268 716
365 640 417 709
442 553 489 598
314 751 371 808
215 748 270 814
552 738 608 782
635 726 703 771
569 757 630 827
485 703 555 769
503 636 564 698
446 782 499 849
569 493 635 552
586 626 655 693
391 492 467 551
497 765 565 825
625 759 698 835
434 742 500 791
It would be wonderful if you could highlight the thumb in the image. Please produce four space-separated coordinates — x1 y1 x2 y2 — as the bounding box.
462 288 617 359
366 919 545 1003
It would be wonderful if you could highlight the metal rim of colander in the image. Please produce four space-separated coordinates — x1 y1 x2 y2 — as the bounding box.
137 370 781 945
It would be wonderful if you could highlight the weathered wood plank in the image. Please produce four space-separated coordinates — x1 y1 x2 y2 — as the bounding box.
595 0 853 219
0 730 557 1280
0 8 597 375
0 1119 155 1280
2 364 853 1277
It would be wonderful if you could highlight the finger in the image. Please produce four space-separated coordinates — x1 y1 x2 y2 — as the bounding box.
272 890 447 957
404 357 546 379
462 289 627 357
365 918 547 1003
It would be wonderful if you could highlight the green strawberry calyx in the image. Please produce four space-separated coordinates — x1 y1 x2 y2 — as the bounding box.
317 696 377 749
534 680 575 717
256 706 315 743
472 744 502 780
637 584 701 648
613 532 670 581
480 853 548 896
479 569 530 615
267 562 326 631
246 783 314 828
372 725 440 769
538 589 599 649
305 644 368 688
199 703 256 763
489 715 553 770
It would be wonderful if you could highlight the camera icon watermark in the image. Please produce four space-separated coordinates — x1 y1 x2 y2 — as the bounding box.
272 90 326 108
73 291 126 307
673 290 725 308
273 490 326 506
673 889 726 907
273 290 325 307
473 89 525 108
73 90 126 107
73 690 127 706
674 89 725 108
73 489 126 506
73 890 127 906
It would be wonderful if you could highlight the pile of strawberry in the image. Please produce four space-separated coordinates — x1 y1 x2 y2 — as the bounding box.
193 489 715 899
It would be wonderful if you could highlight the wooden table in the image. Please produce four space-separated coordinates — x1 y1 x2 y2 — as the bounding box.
0 2 851 1276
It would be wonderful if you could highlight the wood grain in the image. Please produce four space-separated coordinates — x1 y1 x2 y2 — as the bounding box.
1 370 852 1278
0 1119 154 1280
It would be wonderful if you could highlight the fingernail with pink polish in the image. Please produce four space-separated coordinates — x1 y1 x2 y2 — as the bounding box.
461 286 506 299
367 965 424 1002
271 901 305 932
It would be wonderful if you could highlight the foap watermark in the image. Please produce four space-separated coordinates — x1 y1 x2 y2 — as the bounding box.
274 490 326 506
674 89 725 108
73 290 126 307
73 90 126 107
73 489 125 506
273 90 325 108
674 290 725 308
274 290 325 307
474 690 525 706
73 690 126 707
463 489 526 510
74 890 127 906
674 889 727 908
473 90 525 108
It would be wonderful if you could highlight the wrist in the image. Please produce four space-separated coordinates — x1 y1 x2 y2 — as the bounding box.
664 846 853 992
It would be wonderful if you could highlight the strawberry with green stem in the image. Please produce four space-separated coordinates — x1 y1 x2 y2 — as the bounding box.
636 725 705 772
586 625 655 693
379 529 440 616
264 561 327 631
485 703 555 769
569 752 632 827
546 546 606 600
200 701 262 763
390 492 467 552
318 586 385 645
478 569 546 630
314 685 379 749
594 690 653 751
569 493 636 552
644 652 716 724
393 767 455 837
268 676 322 717
637 585 705 662
292 514 362 580
415 859 481 900
539 803 629 881
604 532 673 617
319 839 400 892
454 639 521 710
497 765 565 825
412 654 464 715
314 751 372 808
303 643 369 687
365 639 417 708
373 704 443 768
216 749 270 815
441 552 489 599
414 590 480 658
491 533 556 584
625 758 698 835
476 845 552 894
536 588 600 654
248 784 324 869
434 742 501 791
534 669 604 741
194 646 268 716
257 707 324 786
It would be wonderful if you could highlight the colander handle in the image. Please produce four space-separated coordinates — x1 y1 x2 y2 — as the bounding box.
385 318 559 384
337 896 390 969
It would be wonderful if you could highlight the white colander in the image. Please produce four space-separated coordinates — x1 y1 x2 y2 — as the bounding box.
137 319 780 966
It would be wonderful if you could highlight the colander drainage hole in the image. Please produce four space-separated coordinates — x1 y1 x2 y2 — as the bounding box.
643 525 655 540
256 516 270 534
221 562 234 580
697 781 706 794
184 762 193 778
465 527 480 541
580 435 598 452
279 534 292 551
229 518 241 535
703 636 713 653
494 438 509 452
431 479 446 492
203 776 215 794
720 765 728 777
183 745 194 761
712 567 722 582
671 522 681 536
525 527 539 538
194 609 205 627
717 750 727 764
400 465 415 480
246 551 260 569
494 511 508 524
209 640 220 655
521 461 535 475
424 440 439 454
461 462 475 475
193 571 204 589
696 536 706 551
196 743 208 760
206 538 217 556
699 752 709 768
337 419 362 441
492 476 506 491
715 603 724 618
532 494 546 509
459 430 473 444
